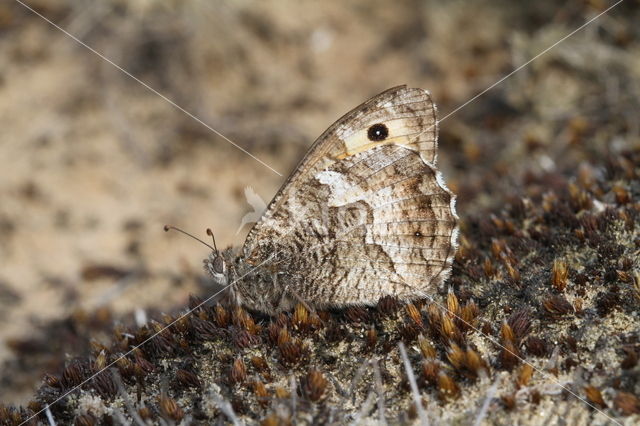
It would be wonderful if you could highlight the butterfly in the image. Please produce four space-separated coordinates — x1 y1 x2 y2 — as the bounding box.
205 86 458 315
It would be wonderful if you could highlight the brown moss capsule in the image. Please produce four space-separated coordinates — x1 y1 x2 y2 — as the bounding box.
464 348 488 377
481 321 493 336
292 303 309 330
499 342 520 370
138 406 152 420
491 215 505 231
275 386 290 399
345 306 370 323
176 369 201 389
175 315 190 334
214 304 230 328
530 389 541 405
573 298 584 314
233 329 261 349
191 316 223 341
454 244 469 264
231 397 247 416
596 291 621 316
406 303 423 327
277 327 291 346
91 371 117 398
43 373 61 388
230 358 247 384
302 369 328 402
501 393 516 411
61 361 85 389
616 270 631 283
366 327 377 349
551 260 568 292
542 294 574 316
568 183 592 211
197 309 209 321
490 239 506 260
252 380 270 407
134 354 155 375
377 295 400 316
74 414 97 426
620 347 638 369
116 357 134 379
422 361 440 386
399 321 422 342
500 322 515 343
446 292 460 317
516 364 533 388
525 336 548 357
406 395 430 421
446 343 465 371
631 272 640 302
275 312 289 328
262 413 291 426
507 309 531 341
483 258 496 278
614 391 640 415
460 301 480 331
612 184 631 204
89 339 109 355
426 303 442 332
437 373 460 400
542 192 557 213
584 385 607 409
505 263 521 283
441 314 461 343
251 356 269 372
418 335 436 359
159 394 184 422
564 336 578 353
279 340 303 365
26 401 42 414
267 322 280 345
233 306 258 334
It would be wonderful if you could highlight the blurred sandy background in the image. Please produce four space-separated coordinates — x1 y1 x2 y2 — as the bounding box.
1 0 638 404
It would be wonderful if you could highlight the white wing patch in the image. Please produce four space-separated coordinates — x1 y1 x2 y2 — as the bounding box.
316 170 367 207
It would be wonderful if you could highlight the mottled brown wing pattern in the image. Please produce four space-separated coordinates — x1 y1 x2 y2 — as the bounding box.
242 86 439 261
276 144 457 305
239 86 457 309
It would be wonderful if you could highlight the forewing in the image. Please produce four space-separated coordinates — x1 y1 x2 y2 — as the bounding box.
243 86 439 260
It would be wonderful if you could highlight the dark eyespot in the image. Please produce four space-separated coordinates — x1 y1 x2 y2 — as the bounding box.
367 123 389 142
414 231 422 237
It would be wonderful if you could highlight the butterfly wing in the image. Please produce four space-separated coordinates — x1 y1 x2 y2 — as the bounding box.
241 86 457 306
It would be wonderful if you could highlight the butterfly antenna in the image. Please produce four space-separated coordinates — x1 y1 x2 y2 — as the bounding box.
164 225 216 252
206 228 219 253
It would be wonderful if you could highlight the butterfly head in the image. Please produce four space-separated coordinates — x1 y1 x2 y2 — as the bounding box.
164 225 231 286
204 249 228 285
200 228 230 286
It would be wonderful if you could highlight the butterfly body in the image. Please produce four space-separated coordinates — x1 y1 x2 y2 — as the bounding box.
205 86 458 315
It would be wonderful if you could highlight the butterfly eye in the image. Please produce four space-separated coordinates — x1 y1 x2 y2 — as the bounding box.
367 123 389 141
213 255 225 274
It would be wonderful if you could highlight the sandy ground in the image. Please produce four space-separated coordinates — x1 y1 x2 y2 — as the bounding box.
1 0 638 406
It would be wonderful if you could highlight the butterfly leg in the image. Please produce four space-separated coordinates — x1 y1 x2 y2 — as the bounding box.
270 273 312 313
270 273 289 312
288 287 315 314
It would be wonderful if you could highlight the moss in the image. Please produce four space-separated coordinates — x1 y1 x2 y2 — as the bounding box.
3 148 639 424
